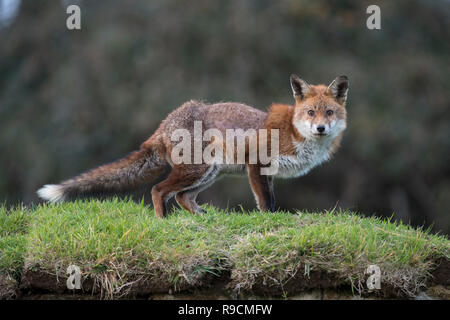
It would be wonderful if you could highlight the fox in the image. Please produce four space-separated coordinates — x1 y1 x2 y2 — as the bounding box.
37 74 349 218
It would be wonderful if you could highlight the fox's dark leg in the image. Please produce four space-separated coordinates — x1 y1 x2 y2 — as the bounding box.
175 167 219 214
151 164 218 218
175 190 204 214
247 164 276 212
268 176 275 210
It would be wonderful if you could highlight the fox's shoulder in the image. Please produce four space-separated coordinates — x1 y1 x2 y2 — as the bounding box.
264 104 304 155
265 103 303 140
265 104 294 129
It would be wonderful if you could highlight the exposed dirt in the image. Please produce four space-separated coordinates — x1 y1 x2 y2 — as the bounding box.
241 269 344 297
0 274 18 299
231 265 415 299
428 258 450 287
18 267 226 299
9 258 450 300
19 268 96 296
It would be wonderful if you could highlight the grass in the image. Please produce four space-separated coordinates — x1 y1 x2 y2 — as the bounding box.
0 198 449 298
0 205 29 280
0 205 30 299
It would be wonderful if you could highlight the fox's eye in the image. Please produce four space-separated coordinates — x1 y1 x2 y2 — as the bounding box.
307 110 314 116
326 110 334 116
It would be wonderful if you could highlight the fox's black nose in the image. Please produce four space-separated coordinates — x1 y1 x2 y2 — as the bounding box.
317 125 325 133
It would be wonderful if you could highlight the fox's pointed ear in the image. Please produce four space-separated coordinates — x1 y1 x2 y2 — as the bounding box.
290 74 311 100
328 75 349 104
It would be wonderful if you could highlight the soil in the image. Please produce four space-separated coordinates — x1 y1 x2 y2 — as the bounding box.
427 258 450 287
7 259 449 300
0 274 18 299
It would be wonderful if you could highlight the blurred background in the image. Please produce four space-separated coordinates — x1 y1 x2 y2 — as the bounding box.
0 0 449 234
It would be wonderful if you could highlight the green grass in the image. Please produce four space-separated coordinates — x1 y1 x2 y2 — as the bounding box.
0 198 449 298
0 205 29 280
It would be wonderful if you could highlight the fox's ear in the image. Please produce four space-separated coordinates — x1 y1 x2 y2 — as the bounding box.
328 75 349 104
290 74 311 100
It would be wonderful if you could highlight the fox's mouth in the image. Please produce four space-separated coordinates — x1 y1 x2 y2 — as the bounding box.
314 133 327 137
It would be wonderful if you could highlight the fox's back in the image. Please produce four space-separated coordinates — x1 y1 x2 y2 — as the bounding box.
159 100 268 137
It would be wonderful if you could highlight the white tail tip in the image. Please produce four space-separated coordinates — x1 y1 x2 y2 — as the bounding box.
37 184 65 203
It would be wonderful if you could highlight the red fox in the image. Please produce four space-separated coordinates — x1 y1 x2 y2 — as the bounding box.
37 75 348 218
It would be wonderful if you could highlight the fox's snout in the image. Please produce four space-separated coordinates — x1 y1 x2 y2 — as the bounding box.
305 119 346 139
316 124 326 134
311 123 330 136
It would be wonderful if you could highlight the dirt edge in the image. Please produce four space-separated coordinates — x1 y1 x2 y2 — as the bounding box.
13 259 449 300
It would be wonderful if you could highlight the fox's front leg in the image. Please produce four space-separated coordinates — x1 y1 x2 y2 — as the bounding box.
247 165 275 212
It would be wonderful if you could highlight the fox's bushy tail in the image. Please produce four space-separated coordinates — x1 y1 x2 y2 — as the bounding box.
37 142 167 203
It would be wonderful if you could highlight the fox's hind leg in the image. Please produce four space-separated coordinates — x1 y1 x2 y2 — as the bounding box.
151 164 219 218
175 189 204 214
175 167 220 214
175 170 219 214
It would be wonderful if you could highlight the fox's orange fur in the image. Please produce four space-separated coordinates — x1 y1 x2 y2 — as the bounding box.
38 75 349 218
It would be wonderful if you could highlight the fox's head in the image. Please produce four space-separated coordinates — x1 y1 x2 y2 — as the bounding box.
290 74 348 140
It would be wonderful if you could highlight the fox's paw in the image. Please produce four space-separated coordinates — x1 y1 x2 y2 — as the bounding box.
195 206 206 215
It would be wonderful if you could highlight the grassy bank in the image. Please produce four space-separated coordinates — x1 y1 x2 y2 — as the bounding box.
0 199 449 299
0 205 30 298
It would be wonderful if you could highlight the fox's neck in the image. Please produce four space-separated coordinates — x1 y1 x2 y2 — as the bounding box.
264 104 305 156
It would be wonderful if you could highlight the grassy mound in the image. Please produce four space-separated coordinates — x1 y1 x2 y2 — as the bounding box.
0 205 29 298
0 199 449 299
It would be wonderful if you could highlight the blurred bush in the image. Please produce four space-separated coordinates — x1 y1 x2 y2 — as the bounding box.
0 0 449 233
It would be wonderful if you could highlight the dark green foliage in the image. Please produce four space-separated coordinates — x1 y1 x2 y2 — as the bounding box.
0 0 449 233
